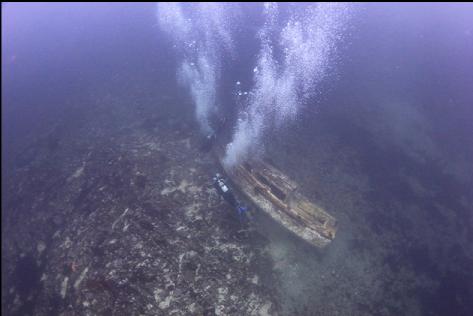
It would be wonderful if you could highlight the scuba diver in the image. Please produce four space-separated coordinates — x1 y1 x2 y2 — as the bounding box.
200 131 216 153
202 114 249 222
213 173 248 222
199 114 228 153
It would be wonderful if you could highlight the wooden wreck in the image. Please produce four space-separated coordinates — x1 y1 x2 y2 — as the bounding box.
219 157 338 248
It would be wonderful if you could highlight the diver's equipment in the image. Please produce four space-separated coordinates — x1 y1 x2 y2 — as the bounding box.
213 173 249 221
213 173 237 207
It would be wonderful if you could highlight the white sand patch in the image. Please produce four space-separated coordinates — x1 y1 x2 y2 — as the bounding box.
153 288 163 303
159 296 172 309
258 302 272 316
160 187 175 195
68 163 86 181
62 237 72 249
217 287 228 302
158 293 173 310
60 277 69 299
184 202 202 218
176 179 190 193
122 221 131 232
219 242 245 262
111 208 129 230
37 241 46 254
215 305 225 315
187 184 201 194
74 267 89 290
144 142 161 151
188 303 196 313
161 179 191 195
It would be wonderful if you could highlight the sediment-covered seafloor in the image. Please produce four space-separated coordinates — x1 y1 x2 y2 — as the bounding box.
2 77 473 316
1 85 279 316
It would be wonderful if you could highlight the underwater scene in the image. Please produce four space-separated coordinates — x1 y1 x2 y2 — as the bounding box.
2 3 473 316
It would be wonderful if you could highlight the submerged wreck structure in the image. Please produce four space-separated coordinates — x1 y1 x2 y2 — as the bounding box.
220 156 338 248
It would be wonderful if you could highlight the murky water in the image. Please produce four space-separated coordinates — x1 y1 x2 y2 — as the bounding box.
2 3 473 316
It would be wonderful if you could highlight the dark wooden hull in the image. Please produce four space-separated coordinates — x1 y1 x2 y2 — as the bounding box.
218 152 337 248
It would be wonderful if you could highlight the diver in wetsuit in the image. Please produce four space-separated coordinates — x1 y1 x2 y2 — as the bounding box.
200 131 216 153
213 173 248 221
200 115 228 153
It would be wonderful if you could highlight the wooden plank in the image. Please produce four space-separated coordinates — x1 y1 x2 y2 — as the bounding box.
215 147 337 248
